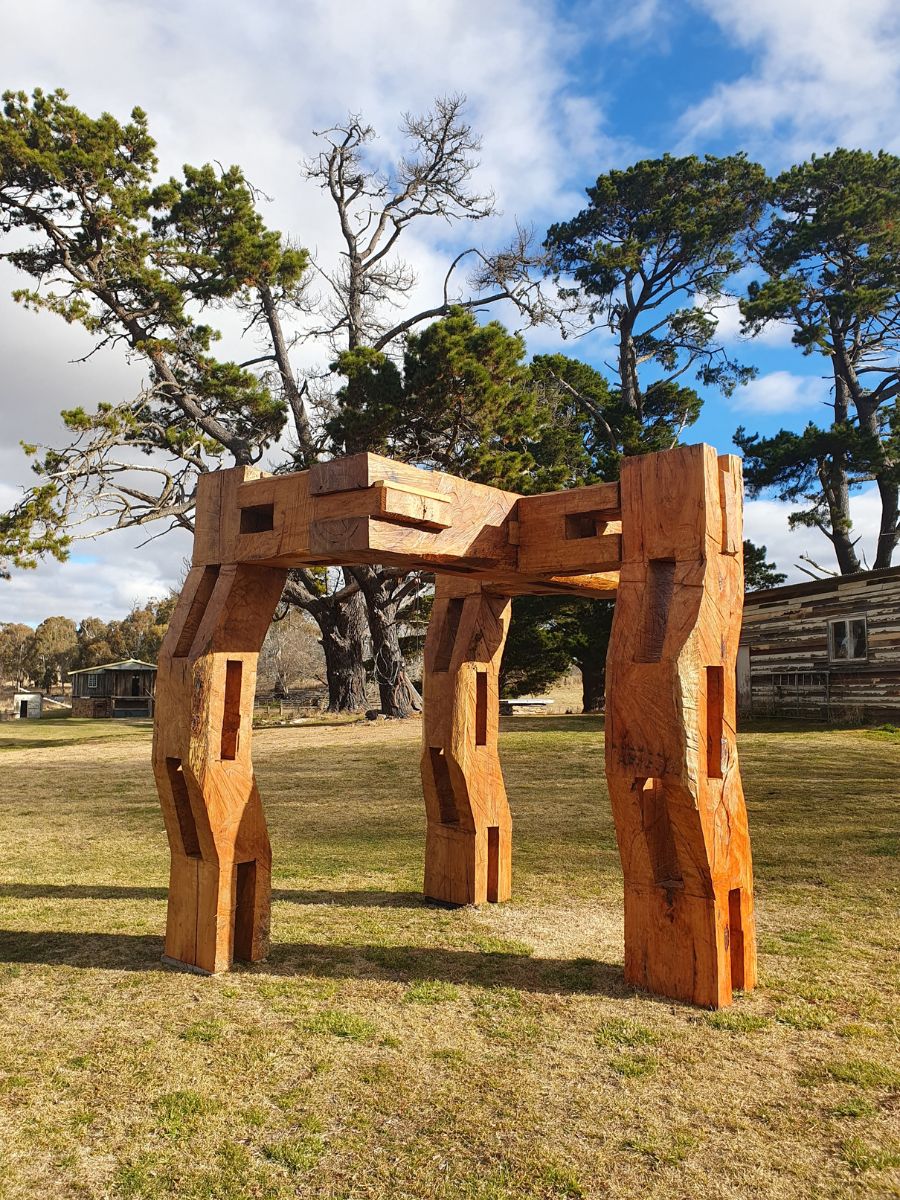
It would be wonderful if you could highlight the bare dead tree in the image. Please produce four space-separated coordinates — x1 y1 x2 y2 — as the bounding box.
297 95 556 716
1 91 557 714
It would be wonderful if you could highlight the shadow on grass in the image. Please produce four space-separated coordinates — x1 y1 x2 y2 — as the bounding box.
499 715 604 735
0 929 628 997
0 883 427 908
253 719 366 732
0 738 115 752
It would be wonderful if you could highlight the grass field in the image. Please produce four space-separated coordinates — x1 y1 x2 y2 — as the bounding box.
0 715 898 1200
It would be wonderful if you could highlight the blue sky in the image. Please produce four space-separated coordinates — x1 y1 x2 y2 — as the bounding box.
0 0 898 622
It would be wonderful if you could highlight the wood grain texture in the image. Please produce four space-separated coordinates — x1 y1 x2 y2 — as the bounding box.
517 481 622 575
604 446 756 1008
421 577 512 906
189 454 621 595
153 467 287 973
156 446 756 1006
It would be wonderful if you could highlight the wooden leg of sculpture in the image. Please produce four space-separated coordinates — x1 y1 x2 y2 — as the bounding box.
422 578 512 906
153 561 287 974
604 445 757 1007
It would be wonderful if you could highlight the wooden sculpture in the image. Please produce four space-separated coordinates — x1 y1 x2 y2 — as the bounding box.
152 442 756 1006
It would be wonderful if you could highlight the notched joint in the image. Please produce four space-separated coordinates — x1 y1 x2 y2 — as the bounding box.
239 503 275 534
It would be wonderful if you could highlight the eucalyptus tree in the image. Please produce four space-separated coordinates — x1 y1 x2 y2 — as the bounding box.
299 97 551 715
0 622 32 687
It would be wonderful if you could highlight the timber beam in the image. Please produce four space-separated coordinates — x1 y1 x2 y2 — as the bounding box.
152 443 757 1009
190 451 622 597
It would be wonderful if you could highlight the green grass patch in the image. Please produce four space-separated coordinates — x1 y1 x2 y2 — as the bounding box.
302 1010 377 1042
403 979 460 1004
821 1058 900 1089
840 1137 900 1172
622 1130 698 1165
262 1132 325 1173
775 1004 831 1030
704 1011 770 1033
610 1052 658 1078
152 1090 217 1138
179 1019 223 1043
594 1017 660 1048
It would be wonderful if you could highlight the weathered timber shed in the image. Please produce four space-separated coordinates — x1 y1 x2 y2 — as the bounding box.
12 691 43 719
738 565 900 721
68 659 157 718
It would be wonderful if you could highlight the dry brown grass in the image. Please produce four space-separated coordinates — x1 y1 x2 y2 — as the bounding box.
0 714 898 1199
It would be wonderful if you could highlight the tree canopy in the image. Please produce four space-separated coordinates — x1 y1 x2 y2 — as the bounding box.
738 149 900 573
4 86 897 716
743 540 787 591
545 153 769 421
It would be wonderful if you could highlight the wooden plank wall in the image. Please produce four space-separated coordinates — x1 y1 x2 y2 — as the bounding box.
740 568 900 720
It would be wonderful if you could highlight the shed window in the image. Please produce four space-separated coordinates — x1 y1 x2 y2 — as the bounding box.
829 616 867 662
87 673 99 688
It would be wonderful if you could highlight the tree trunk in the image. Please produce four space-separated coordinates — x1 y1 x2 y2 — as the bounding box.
617 315 641 419
310 582 368 713
854 389 899 570
352 567 422 717
578 655 606 713
824 469 862 574
874 475 900 569
823 370 863 574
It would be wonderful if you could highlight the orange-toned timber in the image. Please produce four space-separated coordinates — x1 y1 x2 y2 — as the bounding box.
152 444 756 1006
422 577 512 906
604 445 756 1007
153 470 287 973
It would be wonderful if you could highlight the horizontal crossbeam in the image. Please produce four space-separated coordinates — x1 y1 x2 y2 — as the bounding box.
192 452 622 596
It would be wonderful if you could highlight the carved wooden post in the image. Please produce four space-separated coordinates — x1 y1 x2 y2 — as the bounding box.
152 469 286 973
422 577 512 906
604 444 757 1008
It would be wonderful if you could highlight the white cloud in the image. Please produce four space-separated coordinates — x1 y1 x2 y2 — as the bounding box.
744 486 883 581
598 0 672 46
731 369 830 415
680 0 900 160
0 527 192 625
0 0 625 621
694 291 794 348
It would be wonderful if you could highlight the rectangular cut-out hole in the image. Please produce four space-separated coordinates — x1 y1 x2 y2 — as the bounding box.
718 466 730 551
173 565 220 658
565 512 598 540
718 461 740 554
220 660 243 760
233 860 257 961
636 559 675 663
729 887 745 990
433 598 464 672
429 747 459 825
239 503 274 534
638 778 683 889
475 671 488 746
166 757 200 857
486 826 500 902
706 665 725 778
